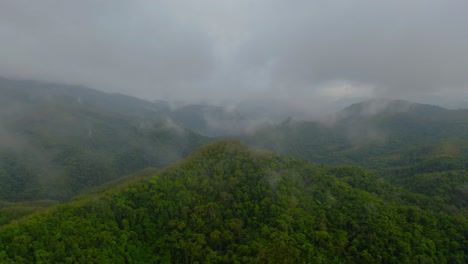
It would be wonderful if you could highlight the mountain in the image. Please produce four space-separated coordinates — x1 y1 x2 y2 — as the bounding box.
1 78 467 262
3 78 466 207
246 99 468 164
339 99 468 121
0 141 466 263
0 77 171 118
243 99 468 206
0 77 287 137
0 77 212 201
338 99 447 118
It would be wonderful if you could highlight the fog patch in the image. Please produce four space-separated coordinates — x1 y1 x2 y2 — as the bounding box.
162 117 186 135
345 124 388 147
204 112 274 136
264 169 282 191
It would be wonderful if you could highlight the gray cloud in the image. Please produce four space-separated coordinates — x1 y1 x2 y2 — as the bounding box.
0 0 215 100
239 1 468 97
0 0 467 107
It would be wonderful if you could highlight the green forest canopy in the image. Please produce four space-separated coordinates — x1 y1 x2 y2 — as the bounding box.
1 141 466 263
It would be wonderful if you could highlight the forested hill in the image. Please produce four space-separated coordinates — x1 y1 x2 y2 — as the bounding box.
0 77 171 118
244 99 468 210
246 99 468 166
0 141 466 263
339 99 450 119
0 77 273 136
1 78 467 262
0 78 212 201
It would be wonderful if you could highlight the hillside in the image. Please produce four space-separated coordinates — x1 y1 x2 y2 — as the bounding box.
2 79 467 207
245 99 468 167
0 79 467 262
244 99 468 208
0 141 466 263
0 77 212 201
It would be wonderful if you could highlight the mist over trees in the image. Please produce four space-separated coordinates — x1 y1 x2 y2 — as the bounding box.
1 1 468 262
0 79 467 262
1 141 466 263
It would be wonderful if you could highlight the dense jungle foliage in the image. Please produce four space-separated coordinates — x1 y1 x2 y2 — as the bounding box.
1 80 467 263
0 78 212 201
0 141 466 263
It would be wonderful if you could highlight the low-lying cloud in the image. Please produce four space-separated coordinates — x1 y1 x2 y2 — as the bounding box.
1 0 467 108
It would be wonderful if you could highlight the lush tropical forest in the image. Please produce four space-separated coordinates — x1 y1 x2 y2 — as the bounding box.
1 141 466 263
0 79 467 263
0 77 212 201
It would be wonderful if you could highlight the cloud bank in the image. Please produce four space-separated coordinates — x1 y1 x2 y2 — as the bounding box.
1 0 467 108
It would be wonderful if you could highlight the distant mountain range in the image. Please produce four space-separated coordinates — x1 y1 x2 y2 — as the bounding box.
247 102 468 161
1 77 467 262
0 77 212 201
338 98 468 120
2 77 468 202
0 77 282 137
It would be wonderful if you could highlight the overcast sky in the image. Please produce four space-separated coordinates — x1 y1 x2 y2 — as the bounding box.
1 0 467 107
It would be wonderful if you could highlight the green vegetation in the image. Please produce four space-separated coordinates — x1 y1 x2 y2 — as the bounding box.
0 78 212 202
244 100 468 209
0 200 58 226
1 81 467 262
0 141 466 263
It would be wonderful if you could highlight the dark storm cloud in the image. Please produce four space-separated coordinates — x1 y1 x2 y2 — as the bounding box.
0 0 467 104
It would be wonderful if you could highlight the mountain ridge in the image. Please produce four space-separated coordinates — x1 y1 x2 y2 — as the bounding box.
0 77 212 201
0 141 466 263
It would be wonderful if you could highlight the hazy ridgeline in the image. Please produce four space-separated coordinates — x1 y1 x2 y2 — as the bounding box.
0 78 467 263
1 1 468 262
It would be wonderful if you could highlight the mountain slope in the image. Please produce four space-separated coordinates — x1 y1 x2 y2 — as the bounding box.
0 141 466 263
243 99 468 208
0 77 171 119
0 77 212 201
245 99 468 165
